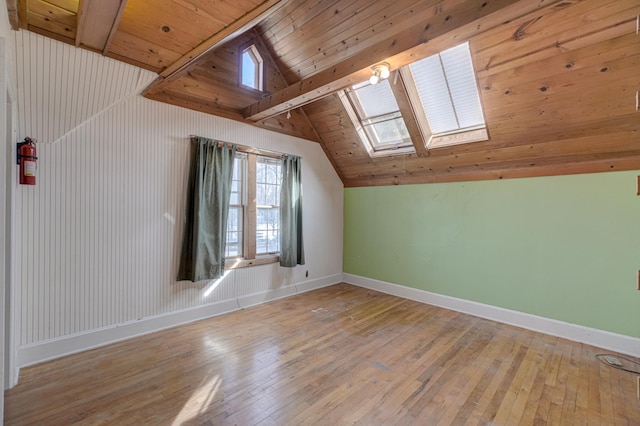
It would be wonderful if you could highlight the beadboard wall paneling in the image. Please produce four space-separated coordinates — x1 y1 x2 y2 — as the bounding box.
12 30 343 349
14 30 156 145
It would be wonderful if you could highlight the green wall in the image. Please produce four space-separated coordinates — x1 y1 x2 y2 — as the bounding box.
343 171 640 338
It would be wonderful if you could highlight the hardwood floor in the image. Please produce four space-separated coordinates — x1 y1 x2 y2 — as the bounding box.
4 283 640 425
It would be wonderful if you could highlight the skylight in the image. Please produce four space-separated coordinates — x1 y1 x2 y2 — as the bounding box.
240 44 264 91
402 42 488 148
341 79 415 156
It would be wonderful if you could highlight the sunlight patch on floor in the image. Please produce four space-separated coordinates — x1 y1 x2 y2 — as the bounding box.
172 374 221 425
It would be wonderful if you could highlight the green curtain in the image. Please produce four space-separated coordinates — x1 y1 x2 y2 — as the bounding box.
279 155 305 267
177 137 236 282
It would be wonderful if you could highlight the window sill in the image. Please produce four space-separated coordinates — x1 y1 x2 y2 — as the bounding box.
368 146 416 158
225 255 280 270
427 128 489 149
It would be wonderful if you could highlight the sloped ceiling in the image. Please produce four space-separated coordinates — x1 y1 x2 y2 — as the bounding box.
7 0 640 186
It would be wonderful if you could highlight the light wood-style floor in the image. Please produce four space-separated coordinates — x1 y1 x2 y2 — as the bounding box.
4 283 640 425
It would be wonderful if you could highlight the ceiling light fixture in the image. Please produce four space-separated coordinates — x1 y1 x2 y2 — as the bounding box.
369 62 391 85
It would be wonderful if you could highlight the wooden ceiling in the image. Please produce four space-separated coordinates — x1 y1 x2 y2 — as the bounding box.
7 0 640 187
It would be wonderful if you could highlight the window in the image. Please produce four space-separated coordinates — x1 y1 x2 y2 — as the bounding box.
225 152 282 267
340 42 487 155
340 79 415 157
240 44 264 91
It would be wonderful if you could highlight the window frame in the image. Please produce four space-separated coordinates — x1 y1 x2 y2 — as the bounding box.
239 43 265 92
225 149 282 270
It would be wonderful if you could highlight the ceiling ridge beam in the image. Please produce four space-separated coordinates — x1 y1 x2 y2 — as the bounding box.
142 0 286 97
242 0 568 122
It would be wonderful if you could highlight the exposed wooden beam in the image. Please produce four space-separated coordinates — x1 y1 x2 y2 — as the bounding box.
76 0 126 50
102 0 127 54
75 0 87 47
243 0 567 122
142 0 286 97
5 0 19 29
18 0 26 28
389 71 429 157
8 0 27 29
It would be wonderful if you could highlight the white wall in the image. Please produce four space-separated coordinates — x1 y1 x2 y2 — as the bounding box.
10 30 344 375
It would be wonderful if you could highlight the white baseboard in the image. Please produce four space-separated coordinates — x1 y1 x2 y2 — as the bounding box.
343 273 640 357
16 274 341 371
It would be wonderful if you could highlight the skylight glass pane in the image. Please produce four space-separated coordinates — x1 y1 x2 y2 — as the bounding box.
440 43 485 129
363 113 411 148
351 80 399 118
409 42 484 134
409 55 458 134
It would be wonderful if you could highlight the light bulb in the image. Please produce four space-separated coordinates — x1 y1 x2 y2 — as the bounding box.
369 63 391 85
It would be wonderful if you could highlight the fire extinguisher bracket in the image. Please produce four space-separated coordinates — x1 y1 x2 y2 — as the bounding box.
16 140 38 164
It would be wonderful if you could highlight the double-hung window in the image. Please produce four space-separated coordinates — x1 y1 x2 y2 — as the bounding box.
225 152 282 267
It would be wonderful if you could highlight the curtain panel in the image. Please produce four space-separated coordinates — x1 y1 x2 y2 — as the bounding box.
177 137 236 282
279 155 305 267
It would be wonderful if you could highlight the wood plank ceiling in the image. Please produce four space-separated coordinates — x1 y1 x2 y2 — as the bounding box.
7 0 640 187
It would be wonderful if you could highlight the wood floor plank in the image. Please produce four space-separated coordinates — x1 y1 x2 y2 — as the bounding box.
4 283 640 425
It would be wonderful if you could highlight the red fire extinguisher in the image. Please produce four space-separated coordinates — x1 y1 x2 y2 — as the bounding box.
17 137 38 185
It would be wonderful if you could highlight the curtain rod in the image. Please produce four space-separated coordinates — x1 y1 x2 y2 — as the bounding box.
188 135 301 159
